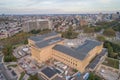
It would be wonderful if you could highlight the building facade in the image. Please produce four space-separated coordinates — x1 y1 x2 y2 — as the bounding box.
23 19 52 32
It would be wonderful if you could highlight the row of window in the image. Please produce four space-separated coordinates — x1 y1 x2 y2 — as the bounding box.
53 53 78 67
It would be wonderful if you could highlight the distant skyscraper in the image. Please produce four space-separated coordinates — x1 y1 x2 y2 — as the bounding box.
97 13 103 21
116 12 120 19
112 12 120 20
116 12 119 15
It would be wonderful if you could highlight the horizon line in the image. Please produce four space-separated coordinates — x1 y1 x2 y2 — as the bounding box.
0 11 119 15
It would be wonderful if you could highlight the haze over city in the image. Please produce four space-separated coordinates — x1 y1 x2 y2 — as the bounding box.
0 0 120 14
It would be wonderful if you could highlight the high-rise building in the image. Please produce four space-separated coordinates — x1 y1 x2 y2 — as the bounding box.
112 12 120 20
97 13 104 22
22 19 52 32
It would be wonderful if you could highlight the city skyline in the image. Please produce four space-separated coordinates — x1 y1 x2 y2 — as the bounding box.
0 0 120 14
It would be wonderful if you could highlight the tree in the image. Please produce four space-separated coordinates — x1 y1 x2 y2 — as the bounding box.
4 55 17 62
84 27 94 33
104 41 120 53
111 52 118 59
113 26 120 32
96 35 106 42
2 44 17 62
28 74 39 80
94 27 102 32
2 44 12 56
62 26 78 39
30 29 41 34
111 21 120 32
103 28 116 37
104 41 120 59
107 43 113 57
24 39 28 44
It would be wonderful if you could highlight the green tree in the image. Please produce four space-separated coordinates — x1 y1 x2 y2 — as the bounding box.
106 43 113 57
2 44 17 62
4 55 17 62
2 44 12 56
28 74 39 80
103 28 116 37
104 41 120 59
104 42 119 58
24 39 28 44
30 29 41 34
84 27 95 33
94 27 102 32
96 35 106 42
62 27 78 39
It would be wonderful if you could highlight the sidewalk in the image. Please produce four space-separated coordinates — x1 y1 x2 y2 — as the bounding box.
118 60 120 80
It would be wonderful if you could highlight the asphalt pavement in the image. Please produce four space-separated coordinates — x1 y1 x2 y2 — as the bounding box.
0 55 3 62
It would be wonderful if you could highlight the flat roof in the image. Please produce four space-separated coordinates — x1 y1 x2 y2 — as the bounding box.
88 49 107 69
35 37 63 48
53 40 102 60
75 40 102 56
29 32 58 42
41 67 59 78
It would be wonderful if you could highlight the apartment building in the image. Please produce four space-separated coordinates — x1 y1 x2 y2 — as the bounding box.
23 19 52 32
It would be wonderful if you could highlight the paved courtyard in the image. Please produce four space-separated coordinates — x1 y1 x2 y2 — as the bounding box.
96 65 119 80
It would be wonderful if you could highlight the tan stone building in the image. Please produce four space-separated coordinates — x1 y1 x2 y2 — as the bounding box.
28 32 103 73
28 32 63 63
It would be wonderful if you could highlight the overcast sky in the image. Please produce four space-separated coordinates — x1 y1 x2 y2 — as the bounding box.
0 0 120 14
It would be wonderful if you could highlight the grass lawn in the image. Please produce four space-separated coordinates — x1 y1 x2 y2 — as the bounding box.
19 72 25 80
102 57 119 69
88 72 101 80
111 39 120 46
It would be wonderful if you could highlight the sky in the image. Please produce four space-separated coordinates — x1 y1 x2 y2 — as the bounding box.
0 0 120 14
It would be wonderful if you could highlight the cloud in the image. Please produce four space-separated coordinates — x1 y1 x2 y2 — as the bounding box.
99 0 112 3
0 0 119 14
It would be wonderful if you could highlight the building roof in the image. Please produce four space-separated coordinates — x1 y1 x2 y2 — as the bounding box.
75 40 102 57
29 32 58 42
88 48 107 69
53 40 102 60
35 37 63 48
41 67 59 78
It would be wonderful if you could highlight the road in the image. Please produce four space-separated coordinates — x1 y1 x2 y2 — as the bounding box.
119 60 120 69
0 55 3 62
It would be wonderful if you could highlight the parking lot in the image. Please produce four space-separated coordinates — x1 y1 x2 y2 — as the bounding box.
18 55 40 75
